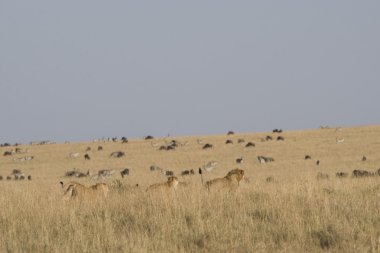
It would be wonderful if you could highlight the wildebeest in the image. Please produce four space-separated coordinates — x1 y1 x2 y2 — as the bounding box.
266 136 273 141
121 137 128 143
237 138 245 144
257 156 274 164
245 142 255 148
84 154 91 160
144 135 154 140
336 172 348 178
316 160 320 166
305 155 311 160
27 175 32 180
266 176 274 182
352 169 374 177
6 176 11 180
273 129 283 133
159 145 175 151
85 147 91 152
277 136 285 141
317 172 329 180
120 168 130 178
0 175 2 180
164 170 174 176
362 156 367 162
3 150 14 156
181 169 195 176
225 140 233 144
236 157 243 164
202 143 213 150
97 146 103 151
227 131 235 135
110 151 125 158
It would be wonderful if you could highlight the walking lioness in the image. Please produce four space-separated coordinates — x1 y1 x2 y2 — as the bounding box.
60 181 109 201
146 176 179 193
205 168 245 192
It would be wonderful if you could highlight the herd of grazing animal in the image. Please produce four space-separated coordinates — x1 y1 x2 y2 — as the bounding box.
1 128 379 202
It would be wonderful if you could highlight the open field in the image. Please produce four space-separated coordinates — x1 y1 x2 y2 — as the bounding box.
1 125 380 252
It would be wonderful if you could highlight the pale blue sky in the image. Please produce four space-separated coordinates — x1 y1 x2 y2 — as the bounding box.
1 1 379 143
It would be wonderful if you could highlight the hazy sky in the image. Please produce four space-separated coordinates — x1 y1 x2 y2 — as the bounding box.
1 1 379 143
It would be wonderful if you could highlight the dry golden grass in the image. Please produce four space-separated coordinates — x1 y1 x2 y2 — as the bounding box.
1 125 380 252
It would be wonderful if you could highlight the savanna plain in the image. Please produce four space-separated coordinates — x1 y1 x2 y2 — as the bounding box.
1 125 380 253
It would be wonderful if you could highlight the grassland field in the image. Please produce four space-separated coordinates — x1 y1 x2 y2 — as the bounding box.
1 125 380 253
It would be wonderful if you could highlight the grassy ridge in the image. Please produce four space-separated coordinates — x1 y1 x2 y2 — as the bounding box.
1 125 380 252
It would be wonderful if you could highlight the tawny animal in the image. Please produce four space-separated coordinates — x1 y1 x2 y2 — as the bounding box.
146 176 179 193
205 168 245 192
60 181 109 201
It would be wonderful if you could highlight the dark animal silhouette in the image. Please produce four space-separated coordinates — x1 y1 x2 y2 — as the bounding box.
352 169 374 177
336 172 348 178
84 154 91 160
120 168 130 178
110 151 125 158
225 140 233 144
165 170 174 176
144 135 154 140
3 151 13 156
202 143 213 150
181 169 195 176
245 142 255 147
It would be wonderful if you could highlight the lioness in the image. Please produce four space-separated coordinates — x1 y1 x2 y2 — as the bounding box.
60 181 109 201
205 168 245 192
146 176 179 192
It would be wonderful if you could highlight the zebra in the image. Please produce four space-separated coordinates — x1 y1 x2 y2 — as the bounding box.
257 156 274 164
69 152 80 158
